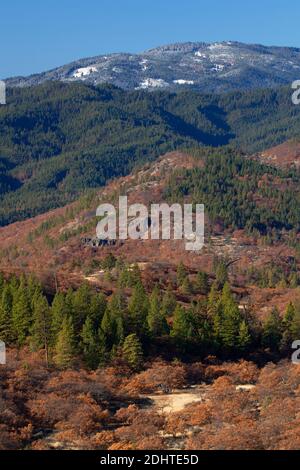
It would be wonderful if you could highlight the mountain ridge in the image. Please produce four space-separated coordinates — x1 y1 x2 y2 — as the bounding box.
5 41 300 93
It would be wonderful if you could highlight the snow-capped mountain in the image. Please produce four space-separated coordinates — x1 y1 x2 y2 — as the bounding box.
5 41 300 92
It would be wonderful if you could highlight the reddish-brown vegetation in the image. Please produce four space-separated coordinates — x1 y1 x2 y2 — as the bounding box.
1 349 300 450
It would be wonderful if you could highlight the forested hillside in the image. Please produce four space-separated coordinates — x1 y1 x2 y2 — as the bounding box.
165 148 300 234
0 265 298 368
0 82 299 226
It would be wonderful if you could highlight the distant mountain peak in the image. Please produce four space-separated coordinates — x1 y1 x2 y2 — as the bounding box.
5 41 300 93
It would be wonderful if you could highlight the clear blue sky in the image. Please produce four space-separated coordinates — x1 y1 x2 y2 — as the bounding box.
1 0 300 78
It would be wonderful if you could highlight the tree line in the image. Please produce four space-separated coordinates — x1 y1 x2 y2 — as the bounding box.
0 263 299 370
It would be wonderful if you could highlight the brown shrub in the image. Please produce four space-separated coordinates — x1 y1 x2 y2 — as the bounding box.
125 360 187 394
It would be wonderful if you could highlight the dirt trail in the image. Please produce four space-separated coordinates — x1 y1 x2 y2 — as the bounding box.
147 387 205 414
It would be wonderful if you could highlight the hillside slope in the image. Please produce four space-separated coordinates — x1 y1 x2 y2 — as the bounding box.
256 140 300 168
1 83 300 226
0 149 299 317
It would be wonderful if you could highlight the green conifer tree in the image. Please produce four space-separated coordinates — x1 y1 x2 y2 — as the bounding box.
122 333 143 370
289 273 299 289
31 295 51 366
128 264 142 287
181 276 193 295
215 260 228 289
98 328 108 365
0 273 5 294
102 253 117 271
280 302 296 352
128 282 149 338
12 284 32 347
161 287 176 318
27 275 43 310
238 320 251 351
283 302 295 330
89 293 107 330
207 282 221 316
118 265 130 288
262 308 282 351
219 283 242 350
290 301 300 340
176 262 187 288
71 283 93 335
50 292 69 346
0 284 13 344
101 292 125 349
54 316 75 369
147 286 169 336
196 271 209 295
170 305 192 346
81 316 99 369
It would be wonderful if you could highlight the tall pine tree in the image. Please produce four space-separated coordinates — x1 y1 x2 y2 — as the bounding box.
81 316 100 369
12 282 32 347
54 316 75 369
122 334 143 370
31 294 51 366
100 292 124 350
128 282 149 339
50 291 69 346
170 305 192 347
0 284 13 344
147 286 168 337
262 308 282 351
161 287 176 318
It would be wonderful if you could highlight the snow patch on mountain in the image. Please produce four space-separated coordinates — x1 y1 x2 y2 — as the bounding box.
73 66 98 78
208 43 230 51
211 64 225 72
140 59 149 71
173 79 194 85
112 67 122 74
136 78 169 89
